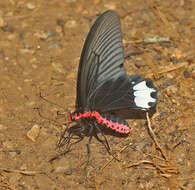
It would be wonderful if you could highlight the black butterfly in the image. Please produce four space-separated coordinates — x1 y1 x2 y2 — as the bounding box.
59 10 157 158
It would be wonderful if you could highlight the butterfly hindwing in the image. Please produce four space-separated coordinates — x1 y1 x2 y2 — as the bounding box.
89 75 157 112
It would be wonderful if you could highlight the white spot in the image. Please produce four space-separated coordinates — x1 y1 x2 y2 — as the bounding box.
132 81 135 84
133 81 156 108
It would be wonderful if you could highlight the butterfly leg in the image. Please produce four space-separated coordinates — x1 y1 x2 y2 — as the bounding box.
86 123 94 164
94 133 110 152
94 123 110 151
94 123 120 161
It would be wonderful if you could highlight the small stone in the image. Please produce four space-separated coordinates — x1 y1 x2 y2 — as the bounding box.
3 141 14 149
48 42 60 49
24 79 32 82
65 0 77 2
43 32 56 40
82 10 88 15
52 62 65 73
0 124 7 130
32 64 37 69
54 166 72 175
56 19 64 27
183 70 191 78
34 31 56 40
0 16 6 27
7 34 16 40
20 163 27 170
180 0 185 6
9 152 17 158
166 73 174 79
93 0 101 5
26 2 36 10
56 26 62 33
30 57 37 63
27 124 40 142
104 3 116 10
65 20 76 28
25 101 35 106
1 25 14 32
20 48 34 54
166 85 178 96
53 157 72 174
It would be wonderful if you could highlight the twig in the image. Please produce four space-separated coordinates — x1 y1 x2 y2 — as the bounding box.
146 112 168 160
124 160 165 173
0 168 45 176
94 172 99 190
124 160 178 175
144 153 168 162
145 62 188 78
100 144 129 171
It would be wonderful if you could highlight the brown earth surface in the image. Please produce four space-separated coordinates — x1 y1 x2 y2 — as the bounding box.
0 0 195 189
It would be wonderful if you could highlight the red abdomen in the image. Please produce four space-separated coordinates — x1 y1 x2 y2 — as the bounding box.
68 111 130 134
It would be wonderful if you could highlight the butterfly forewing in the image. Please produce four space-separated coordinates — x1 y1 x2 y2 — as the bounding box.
76 10 126 111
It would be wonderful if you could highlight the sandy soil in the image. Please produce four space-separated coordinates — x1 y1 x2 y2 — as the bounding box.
0 0 194 189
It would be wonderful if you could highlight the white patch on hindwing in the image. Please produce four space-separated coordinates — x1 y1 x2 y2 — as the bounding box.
132 80 156 109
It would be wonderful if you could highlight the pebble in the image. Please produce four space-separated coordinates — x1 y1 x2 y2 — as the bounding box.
56 19 64 27
53 157 72 174
56 26 62 33
1 25 14 32
3 141 14 149
7 34 16 40
25 101 35 106
65 0 77 2
104 3 116 10
43 32 56 40
34 31 56 40
0 16 6 27
166 85 178 96
93 0 101 5
65 20 76 28
27 124 40 142
20 48 35 55
54 166 72 175
183 70 191 78
52 62 65 73
26 2 36 10
0 124 7 130
9 151 17 158
20 163 27 170
48 42 60 49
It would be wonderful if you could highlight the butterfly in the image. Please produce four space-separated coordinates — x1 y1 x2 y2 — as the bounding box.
59 10 157 158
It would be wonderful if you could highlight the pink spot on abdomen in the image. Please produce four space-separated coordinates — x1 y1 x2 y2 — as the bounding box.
96 113 130 134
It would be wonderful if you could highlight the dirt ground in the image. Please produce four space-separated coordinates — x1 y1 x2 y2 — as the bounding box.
0 0 194 189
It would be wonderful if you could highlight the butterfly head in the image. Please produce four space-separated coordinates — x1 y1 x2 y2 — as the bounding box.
68 113 76 122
